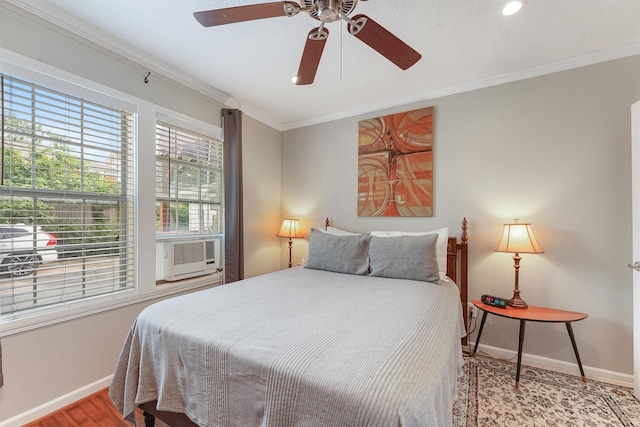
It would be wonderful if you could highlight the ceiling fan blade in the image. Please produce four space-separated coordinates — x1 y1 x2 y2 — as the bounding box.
295 27 329 85
194 2 299 27
347 14 421 70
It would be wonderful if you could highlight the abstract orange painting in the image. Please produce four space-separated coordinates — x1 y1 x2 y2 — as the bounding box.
357 107 434 217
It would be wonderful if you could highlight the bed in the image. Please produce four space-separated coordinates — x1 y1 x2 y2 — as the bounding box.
110 218 469 427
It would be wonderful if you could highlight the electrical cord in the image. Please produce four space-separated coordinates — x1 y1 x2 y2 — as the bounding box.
462 309 517 361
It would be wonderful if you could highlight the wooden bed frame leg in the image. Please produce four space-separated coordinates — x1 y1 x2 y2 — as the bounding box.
143 411 155 427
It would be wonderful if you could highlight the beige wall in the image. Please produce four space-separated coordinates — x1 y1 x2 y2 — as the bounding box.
242 115 282 278
1 299 170 422
282 55 640 376
0 1 281 423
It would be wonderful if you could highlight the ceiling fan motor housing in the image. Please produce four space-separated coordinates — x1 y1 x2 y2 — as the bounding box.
304 0 358 22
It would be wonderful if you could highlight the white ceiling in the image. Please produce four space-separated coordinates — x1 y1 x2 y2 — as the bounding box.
9 0 640 130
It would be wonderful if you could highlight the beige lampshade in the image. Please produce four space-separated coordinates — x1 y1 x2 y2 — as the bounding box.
495 220 544 254
277 218 304 239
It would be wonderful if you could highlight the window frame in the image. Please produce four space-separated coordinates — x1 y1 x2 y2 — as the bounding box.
155 116 224 238
1 73 137 316
0 49 223 337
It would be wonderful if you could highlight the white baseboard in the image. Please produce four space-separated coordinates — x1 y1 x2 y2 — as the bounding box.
468 342 634 388
0 375 113 427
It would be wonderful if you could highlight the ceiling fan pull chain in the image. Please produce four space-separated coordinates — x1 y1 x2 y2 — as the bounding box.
340 20 343 81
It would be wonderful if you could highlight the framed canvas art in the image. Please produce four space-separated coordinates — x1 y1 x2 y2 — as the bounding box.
357 106 434 217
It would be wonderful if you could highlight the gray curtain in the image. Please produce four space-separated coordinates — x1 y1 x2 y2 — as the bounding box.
0 341 3 388
222 109 244 283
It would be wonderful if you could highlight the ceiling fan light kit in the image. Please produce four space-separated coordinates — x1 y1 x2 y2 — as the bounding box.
194 0 422 85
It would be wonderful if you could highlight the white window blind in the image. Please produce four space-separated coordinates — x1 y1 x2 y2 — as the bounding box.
155 122 223 235
0 74 135 315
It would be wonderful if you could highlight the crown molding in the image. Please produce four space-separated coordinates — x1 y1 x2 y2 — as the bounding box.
236 104 283 131
8 0 286 131
5 0 238 112
7 0 639 133
281 42 640 131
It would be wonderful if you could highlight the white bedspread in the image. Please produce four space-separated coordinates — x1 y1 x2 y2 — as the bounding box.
110 267 464 427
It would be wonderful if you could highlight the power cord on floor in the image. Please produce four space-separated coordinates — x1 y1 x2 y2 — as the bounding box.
462 308 479 356
462 309 517 361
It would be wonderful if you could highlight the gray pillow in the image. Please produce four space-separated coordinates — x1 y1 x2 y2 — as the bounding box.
369 234 440 283
305 228 371 275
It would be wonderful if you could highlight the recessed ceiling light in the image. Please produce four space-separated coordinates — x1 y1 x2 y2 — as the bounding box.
502 0 525 16
291 76 298 84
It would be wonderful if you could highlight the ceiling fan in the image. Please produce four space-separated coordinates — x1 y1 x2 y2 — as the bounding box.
194 0 422 85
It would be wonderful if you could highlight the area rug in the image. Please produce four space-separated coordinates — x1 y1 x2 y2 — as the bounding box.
453 354 640 427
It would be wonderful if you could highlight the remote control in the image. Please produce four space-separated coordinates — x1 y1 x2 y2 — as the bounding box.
481 294 508 308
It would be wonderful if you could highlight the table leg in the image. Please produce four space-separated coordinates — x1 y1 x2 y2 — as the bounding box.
473 311 488 355
143 412 155 427
515 320 526 389
565 322 587 382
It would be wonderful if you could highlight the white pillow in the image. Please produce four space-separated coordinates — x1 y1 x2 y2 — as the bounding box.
317 225 360 236
370 228 449 280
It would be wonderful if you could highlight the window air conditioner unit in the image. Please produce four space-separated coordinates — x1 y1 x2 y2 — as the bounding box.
157 238 221 281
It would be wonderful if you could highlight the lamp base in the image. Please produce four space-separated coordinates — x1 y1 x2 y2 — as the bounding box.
507 293 528 309
508 253 528 309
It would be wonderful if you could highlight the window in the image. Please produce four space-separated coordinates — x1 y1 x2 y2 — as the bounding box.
0 74 135 316
155 122 223 236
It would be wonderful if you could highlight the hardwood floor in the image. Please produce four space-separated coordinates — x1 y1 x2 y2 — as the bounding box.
23 388 170 427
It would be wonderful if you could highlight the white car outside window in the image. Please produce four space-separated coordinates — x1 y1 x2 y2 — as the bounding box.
0 225 58 276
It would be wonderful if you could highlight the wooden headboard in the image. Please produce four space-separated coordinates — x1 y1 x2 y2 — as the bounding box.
448 218 469 343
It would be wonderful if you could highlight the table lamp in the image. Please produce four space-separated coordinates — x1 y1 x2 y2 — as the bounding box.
495 219 544 309
277 218 304 268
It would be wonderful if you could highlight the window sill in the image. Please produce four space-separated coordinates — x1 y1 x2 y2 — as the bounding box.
0 272 223 337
